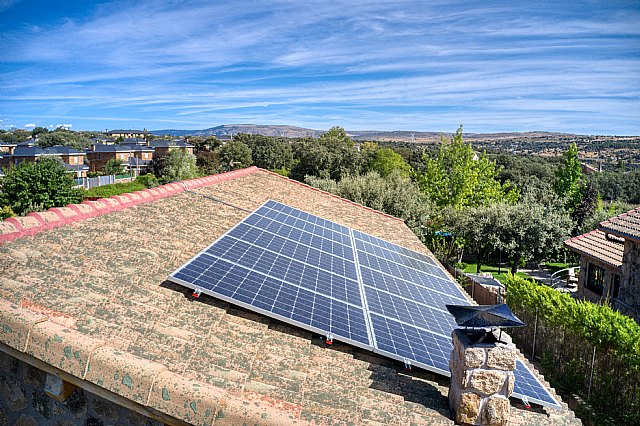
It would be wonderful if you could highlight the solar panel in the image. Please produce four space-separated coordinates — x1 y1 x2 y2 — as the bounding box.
168 200 560 409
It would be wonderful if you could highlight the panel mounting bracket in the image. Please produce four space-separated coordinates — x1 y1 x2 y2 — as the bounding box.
403 358 412 371
521 396 531 409
325 333 334 345
192 287 202 298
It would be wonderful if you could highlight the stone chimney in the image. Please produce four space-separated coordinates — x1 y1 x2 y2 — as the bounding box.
449 329 516 425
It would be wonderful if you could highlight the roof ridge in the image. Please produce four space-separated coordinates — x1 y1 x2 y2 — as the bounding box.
0 166 261 245
0 166 406 245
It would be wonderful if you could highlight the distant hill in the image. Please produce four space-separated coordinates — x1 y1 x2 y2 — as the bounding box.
151 124 579 142
152 124 321 138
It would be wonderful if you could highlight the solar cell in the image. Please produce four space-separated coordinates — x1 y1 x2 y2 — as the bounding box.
168 200 560 410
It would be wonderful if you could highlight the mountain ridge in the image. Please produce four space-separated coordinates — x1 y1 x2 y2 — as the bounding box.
151 124 581 142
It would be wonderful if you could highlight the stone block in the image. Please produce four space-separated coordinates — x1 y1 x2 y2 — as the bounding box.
481 396 510 426
15 415 37 426
464 347 486 368
91 397 120 422
469 370 506 395
0 372 27 411
486 345 516 370
505 371 515 396
456 392 481 425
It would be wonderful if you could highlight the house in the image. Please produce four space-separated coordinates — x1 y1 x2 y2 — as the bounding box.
564 206 640 319
0 141 18 155
150 139 195 157
105 129 150 140
86 143 153 174
0 145 89 177
0 168 577 425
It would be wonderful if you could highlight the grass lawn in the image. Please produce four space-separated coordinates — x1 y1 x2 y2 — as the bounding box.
460 263 536 284
543 262 579 274
84 180 147 198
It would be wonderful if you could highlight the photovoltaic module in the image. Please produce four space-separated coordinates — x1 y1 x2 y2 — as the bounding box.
168 200 561 409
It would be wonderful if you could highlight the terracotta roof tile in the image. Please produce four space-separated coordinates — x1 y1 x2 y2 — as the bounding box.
599 206 640 241
0 168 577 425
564 230 624 268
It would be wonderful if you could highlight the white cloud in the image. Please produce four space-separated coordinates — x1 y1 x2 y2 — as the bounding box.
24 123 36 128
56 124 72 129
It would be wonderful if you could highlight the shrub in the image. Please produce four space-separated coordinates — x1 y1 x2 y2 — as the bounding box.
0 158 82 215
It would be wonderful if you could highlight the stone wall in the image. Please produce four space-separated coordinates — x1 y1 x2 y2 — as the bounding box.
448 329 515 426
620 240 640 320
0 349 163 426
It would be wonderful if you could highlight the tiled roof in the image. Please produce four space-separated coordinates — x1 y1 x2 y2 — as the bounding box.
599 206 640 242
564 230 624 269
150 140 194 148
13 145 86 157
0 167 578 425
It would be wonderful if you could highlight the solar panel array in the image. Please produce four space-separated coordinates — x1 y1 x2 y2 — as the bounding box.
169 200 561 409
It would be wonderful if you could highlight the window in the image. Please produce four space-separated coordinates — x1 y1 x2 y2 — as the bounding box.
586 262 605 295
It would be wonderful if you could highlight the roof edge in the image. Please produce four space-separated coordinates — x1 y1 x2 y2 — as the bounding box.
0 166 261 245
0 298 292 426
563 230 624 269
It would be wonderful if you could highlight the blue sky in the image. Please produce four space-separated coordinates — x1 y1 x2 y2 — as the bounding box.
1 1 639 134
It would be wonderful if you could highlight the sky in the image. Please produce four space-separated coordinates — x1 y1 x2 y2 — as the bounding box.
1 1 639 135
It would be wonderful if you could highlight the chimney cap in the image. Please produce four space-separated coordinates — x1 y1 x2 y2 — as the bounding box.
446 303 525 329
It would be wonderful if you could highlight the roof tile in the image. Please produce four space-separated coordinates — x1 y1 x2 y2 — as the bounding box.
564 230 624 268
25 321 104 379
599 206 640 241
85 345 167 405
0 300 48 351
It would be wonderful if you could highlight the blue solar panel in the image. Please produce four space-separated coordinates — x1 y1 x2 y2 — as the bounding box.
168 200 560 410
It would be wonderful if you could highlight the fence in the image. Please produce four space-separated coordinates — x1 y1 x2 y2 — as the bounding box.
74 175 115 189
445 264 502 305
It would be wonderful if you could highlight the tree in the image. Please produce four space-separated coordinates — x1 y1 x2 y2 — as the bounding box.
103 159 125 175
414 126 518 209
444 205 506 273
571 181 600 234
246 138 293 170
499 192 573 273
32 127 49 138
196 151 222 175
554 142 584 212
0 158 82 215
290 126 362 181
305 171 433 237
155 150 198 181
215 141 253 170
368 148 411 178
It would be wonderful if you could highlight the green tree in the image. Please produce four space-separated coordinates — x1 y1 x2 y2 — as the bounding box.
444 205 506 273
196 151 222 175
32 126 49 138
0 158 82 215
499 192 573 273
290 126 362 181
103 159 125 175
414 126 518 209
553 142 584 212
215 141 253 170
305 171 433 237
155 150 199 181
245 137 293 170
368 148 411 178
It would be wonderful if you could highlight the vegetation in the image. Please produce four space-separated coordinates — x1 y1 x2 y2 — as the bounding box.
505 275 640 424
84 174 158 198
153 150 198 182
0 158 82 215
103 158 125 175
413 126 519 210
215 140 253 170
